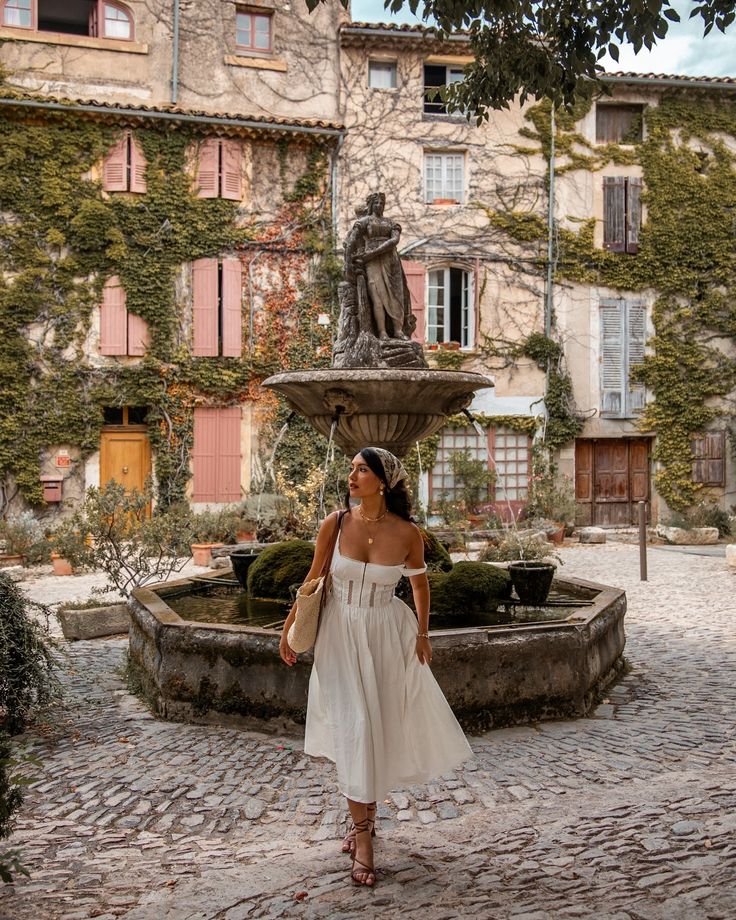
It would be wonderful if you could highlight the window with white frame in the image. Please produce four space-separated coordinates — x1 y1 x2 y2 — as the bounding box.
492 427 531 501
430 426 488 503
423 63 464 114
600 298 646 417
2 0 31 28
236 8 272 52
427 266 473 347
368 59 397 89
424 151 464 204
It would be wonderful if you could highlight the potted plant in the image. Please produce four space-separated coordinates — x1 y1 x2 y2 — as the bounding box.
0 512 44 567
480 531 561 606
448 448 496 528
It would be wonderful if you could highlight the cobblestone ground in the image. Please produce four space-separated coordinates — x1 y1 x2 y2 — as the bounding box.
2 544 735 920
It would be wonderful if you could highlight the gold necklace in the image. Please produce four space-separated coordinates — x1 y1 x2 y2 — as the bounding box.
359 505 386 544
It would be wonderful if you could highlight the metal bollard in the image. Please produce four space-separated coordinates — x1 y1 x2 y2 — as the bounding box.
638 500 648 581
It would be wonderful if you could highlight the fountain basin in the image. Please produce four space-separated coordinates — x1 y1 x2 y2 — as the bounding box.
261 368 493 457
128 571 626 732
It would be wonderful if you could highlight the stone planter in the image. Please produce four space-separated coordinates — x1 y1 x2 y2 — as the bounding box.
725 544 736 569
656 525 719 546
191 543 224 566
508 561 556 606
58 603 130 640
51 552 73 576
0 553 24 568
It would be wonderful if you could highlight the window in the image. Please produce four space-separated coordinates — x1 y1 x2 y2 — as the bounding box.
192 258 243 358
423 63 463 114
600 299 646 418
99 277 150 356
491 427 531 502
192 407 242 503
603 176 641 254
103 406 148 425
3 1 134 39
236 9 272 52
427 266 473 348
102 132 146 193
195 138 242 200
2 0 32 28
691 432 725 486
596 104 644 144
368 60 397 89
424 152 464 204
431 426 488 503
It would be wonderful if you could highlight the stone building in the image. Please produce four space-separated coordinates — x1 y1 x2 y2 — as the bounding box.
1 5 735 527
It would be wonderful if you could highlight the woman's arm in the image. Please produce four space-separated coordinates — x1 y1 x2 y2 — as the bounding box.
279 511 341 666
406 527 432 666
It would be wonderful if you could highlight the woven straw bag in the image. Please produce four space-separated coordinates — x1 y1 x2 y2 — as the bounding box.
286 511 345 654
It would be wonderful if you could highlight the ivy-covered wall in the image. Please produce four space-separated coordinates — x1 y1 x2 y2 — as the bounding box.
0 104 337 514
484 92 736 512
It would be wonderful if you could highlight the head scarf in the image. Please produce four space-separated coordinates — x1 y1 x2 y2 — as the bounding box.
367 447 408 490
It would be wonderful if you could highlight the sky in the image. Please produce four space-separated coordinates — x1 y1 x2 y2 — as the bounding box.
350 0 736 78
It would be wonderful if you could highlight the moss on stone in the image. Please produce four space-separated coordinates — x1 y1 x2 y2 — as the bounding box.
429 561 511 615
421 528 454 573
247 540 314 600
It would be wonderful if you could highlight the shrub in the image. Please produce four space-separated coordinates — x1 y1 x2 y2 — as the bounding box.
421 528 454 573
0 512 46 563
448 449 496 515
0 733 28 883
429 561 511 615
247 540 314 600
480 531 558 563
0 573 60 735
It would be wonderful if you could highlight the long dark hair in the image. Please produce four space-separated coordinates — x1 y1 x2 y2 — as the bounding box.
344 447 414 521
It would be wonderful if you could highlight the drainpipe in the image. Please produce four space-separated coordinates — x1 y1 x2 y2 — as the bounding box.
545 106 555 338
171 0 180 105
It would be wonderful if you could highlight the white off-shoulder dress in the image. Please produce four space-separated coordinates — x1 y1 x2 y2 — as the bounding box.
304 532 472 803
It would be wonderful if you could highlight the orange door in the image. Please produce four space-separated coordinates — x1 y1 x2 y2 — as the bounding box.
100 431 151 495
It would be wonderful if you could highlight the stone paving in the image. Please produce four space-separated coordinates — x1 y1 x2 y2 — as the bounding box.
1 543 735 919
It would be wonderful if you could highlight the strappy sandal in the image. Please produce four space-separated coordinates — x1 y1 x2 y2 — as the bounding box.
350 818 376 887
341 802 376 856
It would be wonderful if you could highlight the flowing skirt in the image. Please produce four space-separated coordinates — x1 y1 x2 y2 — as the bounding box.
304 593 472 803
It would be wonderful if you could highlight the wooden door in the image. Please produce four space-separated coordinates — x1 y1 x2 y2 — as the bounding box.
575 438 650 526
100 431 151 495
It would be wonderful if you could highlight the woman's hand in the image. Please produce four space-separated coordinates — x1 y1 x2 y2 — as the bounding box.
416 636 432 666
280 631 297 667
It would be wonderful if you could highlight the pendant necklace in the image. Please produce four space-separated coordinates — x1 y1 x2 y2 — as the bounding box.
360 505 387 544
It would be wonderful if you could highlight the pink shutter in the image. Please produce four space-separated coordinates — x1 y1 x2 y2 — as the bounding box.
196 138 220 199
127 312 150 356
220 139 242 201
192 258 219 356
216 407 242 502
129 135 147 194
103 135 128 192
192 408 219 502
221 258 242 357
99 277 128 355
402 260 426 343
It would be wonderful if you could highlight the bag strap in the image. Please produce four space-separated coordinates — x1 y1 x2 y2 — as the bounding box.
319 509 347 580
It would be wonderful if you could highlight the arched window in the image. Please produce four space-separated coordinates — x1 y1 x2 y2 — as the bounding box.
427 266 474 348
101 1 132 39
4 1 134 39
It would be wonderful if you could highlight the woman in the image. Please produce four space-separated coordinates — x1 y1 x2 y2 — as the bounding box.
280 447 471 887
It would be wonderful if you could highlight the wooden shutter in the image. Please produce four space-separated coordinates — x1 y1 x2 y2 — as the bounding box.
630 440 649 502
603 177 626 252
220 139 242 201
626 178 642 253
600 299 624 416
626 302 646 413
402 260 426 343
129 135 147 194
221 258 242 357
196 138 219 199
692 432 725 485
216 407 242 501
99 276 128 355
103 135 128 192
192 408 219 501
192 259 219 356
575 440 593 501
127 312 150 357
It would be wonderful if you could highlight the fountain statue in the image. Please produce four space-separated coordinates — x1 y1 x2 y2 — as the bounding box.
263 192 493 457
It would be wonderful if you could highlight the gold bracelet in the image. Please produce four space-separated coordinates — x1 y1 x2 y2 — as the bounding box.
417 632 429 639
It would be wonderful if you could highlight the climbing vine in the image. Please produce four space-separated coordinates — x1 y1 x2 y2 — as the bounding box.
0 105 337 510
484 94 736 511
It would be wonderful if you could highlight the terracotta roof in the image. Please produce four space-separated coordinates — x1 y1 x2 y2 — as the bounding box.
0 92 345 136
601 71 736 88
340 20 470 45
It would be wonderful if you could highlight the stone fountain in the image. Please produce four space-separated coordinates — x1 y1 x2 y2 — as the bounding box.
262 191 492 456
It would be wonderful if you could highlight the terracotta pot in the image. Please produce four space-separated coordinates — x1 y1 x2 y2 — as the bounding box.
432 198 457 205
548 525 565 545
191 542 223 566
51 552 73 576
0 553 24 568
235 529 257 543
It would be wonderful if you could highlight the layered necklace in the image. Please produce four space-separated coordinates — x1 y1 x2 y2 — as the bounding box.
359 505 387 545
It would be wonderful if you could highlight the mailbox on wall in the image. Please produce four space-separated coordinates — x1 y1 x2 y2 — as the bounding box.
40 475 63 503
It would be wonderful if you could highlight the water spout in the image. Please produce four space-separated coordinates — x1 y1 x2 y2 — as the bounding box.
256 412 295 524
317 411 341 519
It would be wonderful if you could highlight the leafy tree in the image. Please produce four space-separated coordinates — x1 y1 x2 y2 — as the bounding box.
309 0 736 114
